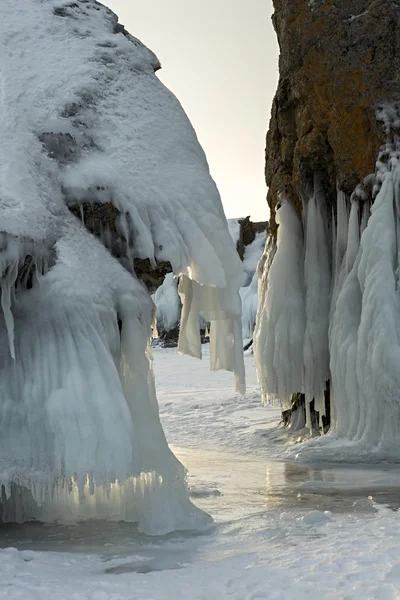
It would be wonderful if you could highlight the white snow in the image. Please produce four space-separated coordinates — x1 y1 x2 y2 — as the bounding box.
0 0 244 533
2 348 400 600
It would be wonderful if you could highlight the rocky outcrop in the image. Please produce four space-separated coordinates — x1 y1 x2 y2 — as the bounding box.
236 217 268 260
266 0 400 233
262 0 400 432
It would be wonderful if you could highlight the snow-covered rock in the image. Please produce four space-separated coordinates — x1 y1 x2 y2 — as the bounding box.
0 0 245 533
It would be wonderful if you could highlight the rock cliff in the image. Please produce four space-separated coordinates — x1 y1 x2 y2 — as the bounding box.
266 0 400 233
257 0 400 434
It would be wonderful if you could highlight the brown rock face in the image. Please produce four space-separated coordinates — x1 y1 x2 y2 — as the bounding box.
266 0 400 232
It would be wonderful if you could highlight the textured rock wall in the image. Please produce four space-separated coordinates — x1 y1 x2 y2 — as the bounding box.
266 0 400 233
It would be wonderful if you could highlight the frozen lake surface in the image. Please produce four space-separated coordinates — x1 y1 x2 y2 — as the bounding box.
1 347 400 599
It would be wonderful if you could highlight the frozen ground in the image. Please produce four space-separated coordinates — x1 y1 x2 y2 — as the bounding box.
2 347 400 599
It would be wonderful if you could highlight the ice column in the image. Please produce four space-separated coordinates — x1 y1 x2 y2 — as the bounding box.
303 175 331 425
254 199 305 405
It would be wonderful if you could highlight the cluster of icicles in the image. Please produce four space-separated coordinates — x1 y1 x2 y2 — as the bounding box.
255 142 400 453
0 239 212 534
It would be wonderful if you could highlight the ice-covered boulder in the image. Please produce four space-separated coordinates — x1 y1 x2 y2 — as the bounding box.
0 0 244 533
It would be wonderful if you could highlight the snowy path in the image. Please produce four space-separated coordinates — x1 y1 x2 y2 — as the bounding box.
2 348 400 599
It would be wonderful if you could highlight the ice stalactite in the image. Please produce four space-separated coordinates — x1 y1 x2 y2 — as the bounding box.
253 200 305 406
329 198 362 441
1 276 16 360
178 277 245 394
330 188 350 321
240 230 267 344
256 103 400 454
253 234 276 396
0 229 211 534
303 175 331 427
354 155 400 452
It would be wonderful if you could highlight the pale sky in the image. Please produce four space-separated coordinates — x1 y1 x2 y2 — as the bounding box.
105 0 279 221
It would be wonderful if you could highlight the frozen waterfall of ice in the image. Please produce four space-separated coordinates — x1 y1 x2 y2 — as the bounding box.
151 273 181 337
0 0 244 533
240 230 267 343
255 123 400 456
253 200 305 406
303 175 331 425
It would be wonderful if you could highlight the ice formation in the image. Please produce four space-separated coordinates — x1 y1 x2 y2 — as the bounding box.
255 107 400 455
240 230 267 342
254 200 305 406
303 176 331 425
152 220 266 347
0 0 245 533
151 273 181 337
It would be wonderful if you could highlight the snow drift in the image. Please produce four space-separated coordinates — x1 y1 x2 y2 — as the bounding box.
0 0 245 533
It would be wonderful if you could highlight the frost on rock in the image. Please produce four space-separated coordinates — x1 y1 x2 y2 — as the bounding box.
0 0 245 533
255 105 400 457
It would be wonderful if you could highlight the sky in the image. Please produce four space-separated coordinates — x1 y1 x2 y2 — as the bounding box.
105 0 279 221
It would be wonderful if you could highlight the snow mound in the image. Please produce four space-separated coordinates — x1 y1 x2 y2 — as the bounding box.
0 0 244 533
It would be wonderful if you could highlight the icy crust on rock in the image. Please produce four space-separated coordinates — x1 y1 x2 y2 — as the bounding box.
0 0 242 532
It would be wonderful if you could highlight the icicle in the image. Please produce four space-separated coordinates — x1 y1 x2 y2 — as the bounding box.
254 199 305 405
254 234 277 401
1 256 18 361
360 201 370 234
331 206 337 286
335 188 350 277
303 175 331 426
346 201 360 274
1 280 15 360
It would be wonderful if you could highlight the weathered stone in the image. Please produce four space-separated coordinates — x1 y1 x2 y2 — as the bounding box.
266 0 400 234
69 202 173 291
237 216 268 260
